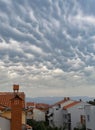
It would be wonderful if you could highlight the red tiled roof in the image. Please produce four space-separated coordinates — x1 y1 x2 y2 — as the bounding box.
26 102 35 107
0 92 25 108
0 106 4 111
50 99 68 108
63 101 80 110
26 102 49 108
36 103 49 109
26 102 49 111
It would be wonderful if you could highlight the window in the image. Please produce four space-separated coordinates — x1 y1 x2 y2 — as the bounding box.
87 115 90 122
64 114 67 119
80 115 85 124
68 113 71 122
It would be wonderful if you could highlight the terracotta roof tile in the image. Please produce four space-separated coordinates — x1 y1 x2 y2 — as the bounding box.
26 102 49 108
63 101 80 110
26 102 35 107
26 102 49 111
36 103 49 108
0 106 5 111
0 92 25 108
50 99 68 107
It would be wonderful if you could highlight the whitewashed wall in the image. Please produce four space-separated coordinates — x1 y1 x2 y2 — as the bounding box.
66 102 87 130
33 108 45 121
85 105 95 130
0 117 10 130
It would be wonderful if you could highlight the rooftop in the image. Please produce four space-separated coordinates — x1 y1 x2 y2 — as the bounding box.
0 92 25 109
63 101 81 110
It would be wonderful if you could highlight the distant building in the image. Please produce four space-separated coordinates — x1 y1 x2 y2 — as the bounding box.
26 102 49 121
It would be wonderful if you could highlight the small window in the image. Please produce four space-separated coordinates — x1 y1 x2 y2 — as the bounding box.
64 114 67 119
87 115 90 122
80 115 85 124
68 113 71 122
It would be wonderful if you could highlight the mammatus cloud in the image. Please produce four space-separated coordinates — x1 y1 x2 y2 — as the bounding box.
0 0 95 97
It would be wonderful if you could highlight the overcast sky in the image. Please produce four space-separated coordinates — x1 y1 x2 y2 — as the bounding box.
0 0 95 97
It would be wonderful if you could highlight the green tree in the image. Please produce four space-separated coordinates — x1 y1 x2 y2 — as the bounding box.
27 119 64 130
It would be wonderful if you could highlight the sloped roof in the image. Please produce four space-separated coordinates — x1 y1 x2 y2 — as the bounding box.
27 102 49 108
50 98 70 107
0 104 7 111
63 101 80 110
0 92 25 108
53 100 67 106
26 102 35 107
26 102 49 111
36 103 49 109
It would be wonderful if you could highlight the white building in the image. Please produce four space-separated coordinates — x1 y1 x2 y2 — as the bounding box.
47 105 63 128
63 101 87 130
85 105 95 130
0 116 10 130
33 108 46 121
47 98 88 130
47 97 74 128
27 107 46 122
26 102 49 122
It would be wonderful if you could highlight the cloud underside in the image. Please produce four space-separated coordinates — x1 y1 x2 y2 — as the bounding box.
0 0 95 96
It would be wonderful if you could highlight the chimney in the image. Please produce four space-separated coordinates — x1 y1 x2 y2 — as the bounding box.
13 84 19 93
67 97 70 100
64 97 70 101
11 84 23 130
64 97 67 101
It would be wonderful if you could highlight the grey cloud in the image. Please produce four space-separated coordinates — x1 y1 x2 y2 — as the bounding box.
78 0 95 16
0 0 95 96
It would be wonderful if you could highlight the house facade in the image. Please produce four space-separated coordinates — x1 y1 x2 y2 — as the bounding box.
33 108 46 121
85 105 95 130
47 98 75 128
47 105 63 128
63 101 87 130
